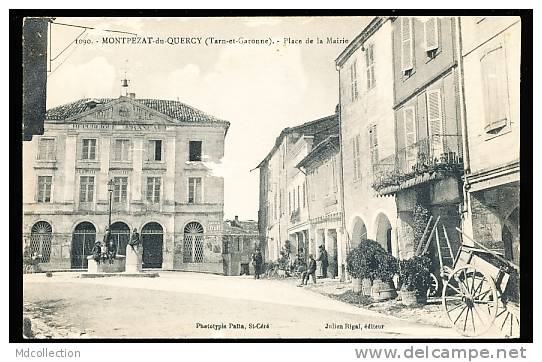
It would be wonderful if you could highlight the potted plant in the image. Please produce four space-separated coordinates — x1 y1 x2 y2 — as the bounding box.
371 251 398 301
399 255 432 306
346 239 380 295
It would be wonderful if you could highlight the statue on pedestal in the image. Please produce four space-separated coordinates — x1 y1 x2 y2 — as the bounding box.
125 227 142 273
128 228 140 251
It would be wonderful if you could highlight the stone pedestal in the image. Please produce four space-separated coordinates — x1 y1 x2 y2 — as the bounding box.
125 245 143 273
87 255 126 273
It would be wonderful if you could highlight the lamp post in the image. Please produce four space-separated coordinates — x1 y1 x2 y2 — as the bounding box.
107 179 115 230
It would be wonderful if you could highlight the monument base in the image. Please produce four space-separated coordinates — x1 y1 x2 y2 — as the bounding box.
125 245 143 273
87 255 126 273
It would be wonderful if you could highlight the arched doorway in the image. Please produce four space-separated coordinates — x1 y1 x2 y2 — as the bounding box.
351 217 367 250
503 207 520 266
183 222 204 263
71 222 96 269
30 221 52 263
110 222 130 256
141 222 163 268
375 213 393 254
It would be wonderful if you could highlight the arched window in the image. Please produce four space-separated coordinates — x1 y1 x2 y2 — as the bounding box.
30 221 53 263
183 222 204 263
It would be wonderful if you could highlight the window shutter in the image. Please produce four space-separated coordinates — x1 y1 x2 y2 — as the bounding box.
403 107 417 171
426 89 444 159
369 125 379 166
355 135 361 180
424 17 439 51
88 177 94 202
480 45 509 133
401 17 414 72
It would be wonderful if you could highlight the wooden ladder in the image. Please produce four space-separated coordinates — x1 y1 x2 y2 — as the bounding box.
416 216 456 273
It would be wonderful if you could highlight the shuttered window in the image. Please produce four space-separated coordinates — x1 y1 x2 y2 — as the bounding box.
146 177 161 203
352 135 361 181
113 139 131 161
369 124 379 167
401 17 414 73
288 191 291 214
79 176 94 203
188 177 202 204
113 177 128 203
302 182 306 208
424 17 439 52
403 107 417 170
37 138 55 161
426 89 444 157
148 140 162 161
480 44 510 134
37 176 52 203
350 60 358 101
365 43 376 89
81 139 97 160
332 157 338 193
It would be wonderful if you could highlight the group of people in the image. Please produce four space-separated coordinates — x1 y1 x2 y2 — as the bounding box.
250 244 329 286
91 227 140 265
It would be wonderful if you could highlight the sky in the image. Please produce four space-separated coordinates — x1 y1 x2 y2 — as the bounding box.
46 16 371 220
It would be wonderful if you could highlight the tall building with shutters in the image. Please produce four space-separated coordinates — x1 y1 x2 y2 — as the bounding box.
23 94 229 273
256 113 339 264
335 17 399 273
459 16 520 266
372 16 464 260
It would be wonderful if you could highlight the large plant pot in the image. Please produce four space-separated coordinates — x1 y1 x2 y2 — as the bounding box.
361 278 372 296
401 289 418 306
400 288 428 306
371 280 397 301
352 277 362 294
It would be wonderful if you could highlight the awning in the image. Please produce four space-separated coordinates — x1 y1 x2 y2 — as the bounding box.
377 172 443 195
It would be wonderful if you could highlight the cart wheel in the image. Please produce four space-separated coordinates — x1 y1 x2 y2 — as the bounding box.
493 301 520 338
442 266 498 337
427 272 439 298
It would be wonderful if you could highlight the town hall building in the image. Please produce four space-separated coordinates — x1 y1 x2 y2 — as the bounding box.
23 92 230 273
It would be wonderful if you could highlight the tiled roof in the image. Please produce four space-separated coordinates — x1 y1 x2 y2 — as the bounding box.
223 220 259 235
255 113 339 169
45 97 228 125
296 134 340 169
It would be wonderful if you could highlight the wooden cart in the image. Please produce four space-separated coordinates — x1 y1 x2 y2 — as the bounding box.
440 228 520 337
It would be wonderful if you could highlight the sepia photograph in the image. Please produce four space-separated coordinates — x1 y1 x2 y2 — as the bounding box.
15 12 529 342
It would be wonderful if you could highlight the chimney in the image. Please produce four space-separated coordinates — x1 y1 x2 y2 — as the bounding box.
129 92 136 99
235 215 239 222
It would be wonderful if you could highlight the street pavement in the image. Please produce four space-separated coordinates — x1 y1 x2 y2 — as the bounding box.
23 271 459 339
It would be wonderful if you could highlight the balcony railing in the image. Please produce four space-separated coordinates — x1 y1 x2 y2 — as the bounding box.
372 135 463 193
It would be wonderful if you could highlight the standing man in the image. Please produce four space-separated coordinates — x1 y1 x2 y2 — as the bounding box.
252 247 263 279
298 254 317 286
318 245 329 279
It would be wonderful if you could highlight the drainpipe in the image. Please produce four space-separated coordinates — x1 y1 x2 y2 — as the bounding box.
336 63 349 280
454 17 472 219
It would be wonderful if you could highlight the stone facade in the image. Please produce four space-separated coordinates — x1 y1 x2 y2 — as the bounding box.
384 16 464 261
460 16 521 266
257 114 338 263
23 95 229 273
335 17 399 265
298 135 343 279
